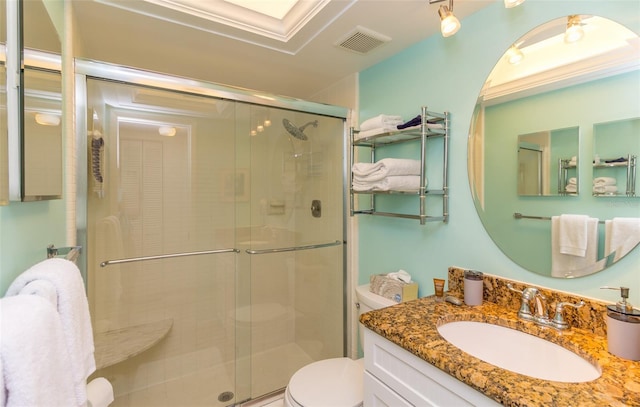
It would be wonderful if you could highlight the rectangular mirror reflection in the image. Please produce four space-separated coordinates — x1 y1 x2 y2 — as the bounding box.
593 118 638 197
517 126 579 196
22 67 62 201
1 0 8 205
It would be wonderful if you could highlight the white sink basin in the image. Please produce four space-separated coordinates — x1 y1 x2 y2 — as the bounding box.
437 321 601 383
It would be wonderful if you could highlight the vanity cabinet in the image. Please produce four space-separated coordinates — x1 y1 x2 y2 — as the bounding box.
593 154 637 196
349 107 449 224
363 329 500 406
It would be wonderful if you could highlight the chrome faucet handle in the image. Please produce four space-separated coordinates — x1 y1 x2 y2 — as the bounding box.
507 284 536 320
551 300 585 330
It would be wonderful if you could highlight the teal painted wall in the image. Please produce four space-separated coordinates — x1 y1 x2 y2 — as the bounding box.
358 0 640 305
0 200 67 294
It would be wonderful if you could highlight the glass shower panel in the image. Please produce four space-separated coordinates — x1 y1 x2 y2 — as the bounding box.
240 106 345 398
86 78 240 407
0 61 7 205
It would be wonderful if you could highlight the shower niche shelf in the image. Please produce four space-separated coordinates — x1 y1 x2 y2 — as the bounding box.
349 107 449 224
94 319 173 370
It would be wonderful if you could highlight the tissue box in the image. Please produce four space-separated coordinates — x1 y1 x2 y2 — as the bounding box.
369 274 418 303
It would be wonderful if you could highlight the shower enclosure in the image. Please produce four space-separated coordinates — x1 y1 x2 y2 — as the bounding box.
77 62 347 406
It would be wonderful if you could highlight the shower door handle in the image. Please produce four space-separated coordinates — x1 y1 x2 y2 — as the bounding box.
245 240 343 255
100 248 240 267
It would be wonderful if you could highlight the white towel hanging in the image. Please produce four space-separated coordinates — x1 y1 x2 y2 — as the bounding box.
551 216 599 277
605 217 640 262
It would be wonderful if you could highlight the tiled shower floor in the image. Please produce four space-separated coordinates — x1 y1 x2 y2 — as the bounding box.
110 342 311 407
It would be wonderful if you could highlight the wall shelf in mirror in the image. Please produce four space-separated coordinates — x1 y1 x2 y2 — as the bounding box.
559 157 578 195
593 117 639 198
593 154 637 197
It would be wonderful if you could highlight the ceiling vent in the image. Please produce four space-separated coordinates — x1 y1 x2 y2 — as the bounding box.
335 26 391 54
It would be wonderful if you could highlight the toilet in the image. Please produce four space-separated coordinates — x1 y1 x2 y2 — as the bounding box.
284 284 396 407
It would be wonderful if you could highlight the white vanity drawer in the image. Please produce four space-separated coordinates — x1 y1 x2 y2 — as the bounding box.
364 371 413 407
363 329 500 407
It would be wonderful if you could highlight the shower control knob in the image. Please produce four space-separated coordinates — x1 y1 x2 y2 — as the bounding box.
311 199 322 217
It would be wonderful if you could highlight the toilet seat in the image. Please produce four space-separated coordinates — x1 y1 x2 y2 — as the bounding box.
285 357 364 407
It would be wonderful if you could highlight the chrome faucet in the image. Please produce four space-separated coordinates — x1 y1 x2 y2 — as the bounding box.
508 284 584 330
550 301 586 330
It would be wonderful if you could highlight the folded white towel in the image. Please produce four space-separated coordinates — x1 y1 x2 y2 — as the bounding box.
354 126 400 140
352 158 421 182
567 177 577 185
558 214 590 257
565 184 577 193
1 295 77 407
352 175 422 192
593 185 618 194
593 177 617 186
6 258 96 406
360 114 403 131
551 216 599 277
605 217 640 262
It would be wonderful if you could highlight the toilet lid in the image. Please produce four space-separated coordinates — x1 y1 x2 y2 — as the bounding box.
288 358 363 407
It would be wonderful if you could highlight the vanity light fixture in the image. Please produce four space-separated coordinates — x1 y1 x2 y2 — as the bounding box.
430 0 460 38
504 0 525 8
158 126 177 137
34 113 61 126
506 44 524 64
263 119 271 127
564 15 585 43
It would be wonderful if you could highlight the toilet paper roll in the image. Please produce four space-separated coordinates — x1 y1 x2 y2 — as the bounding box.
87 377 114 407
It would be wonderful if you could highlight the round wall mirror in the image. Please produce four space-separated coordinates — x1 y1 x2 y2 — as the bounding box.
468 15 640 278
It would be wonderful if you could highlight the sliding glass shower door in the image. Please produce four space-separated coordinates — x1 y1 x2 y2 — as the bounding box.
83 75 345 406
237 104 345 399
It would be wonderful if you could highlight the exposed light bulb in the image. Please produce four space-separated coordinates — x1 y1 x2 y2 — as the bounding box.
263 119 271 127
504 0 525 8
438 6 460 37
257 125 264 132
506 45 524 65
564 15 585 43
35 113 61 126
158 126 176 137
250 129 257 136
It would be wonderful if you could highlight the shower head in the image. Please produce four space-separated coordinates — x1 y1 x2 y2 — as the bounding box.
283 119 318 141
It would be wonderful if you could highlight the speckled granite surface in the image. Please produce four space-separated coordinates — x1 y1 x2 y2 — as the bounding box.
359 267 640 407
446 267 610 336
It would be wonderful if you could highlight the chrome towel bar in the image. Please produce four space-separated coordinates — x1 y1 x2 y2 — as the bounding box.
245 240 343 255
514 213 606 224
100 248 240 267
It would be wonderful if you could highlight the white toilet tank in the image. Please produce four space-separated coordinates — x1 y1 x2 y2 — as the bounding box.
355 284 396 348
356 283 397 313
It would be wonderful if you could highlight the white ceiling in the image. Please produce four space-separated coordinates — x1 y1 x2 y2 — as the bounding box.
67 0 495 100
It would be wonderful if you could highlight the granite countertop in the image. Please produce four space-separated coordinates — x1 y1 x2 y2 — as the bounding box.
360 296 640 407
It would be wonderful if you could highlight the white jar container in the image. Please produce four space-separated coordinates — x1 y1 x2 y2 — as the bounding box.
463 270 483 306
606 305 640 361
